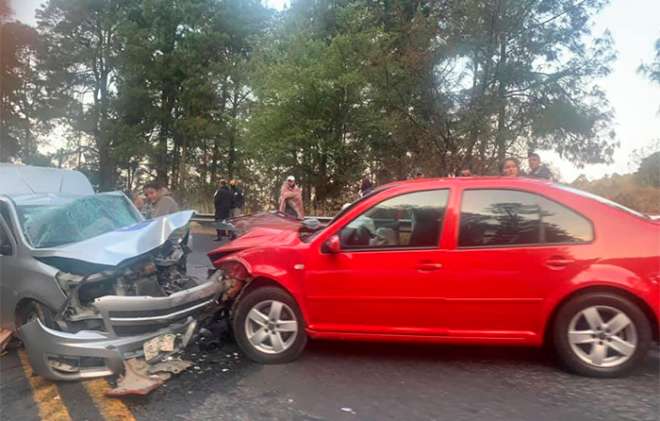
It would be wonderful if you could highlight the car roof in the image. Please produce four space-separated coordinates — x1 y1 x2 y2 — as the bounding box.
380 176 555 189
379 176 649 219
0 164 94 197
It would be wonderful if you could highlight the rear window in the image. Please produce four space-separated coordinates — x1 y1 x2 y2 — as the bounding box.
459 189 593 248
554 185 649 220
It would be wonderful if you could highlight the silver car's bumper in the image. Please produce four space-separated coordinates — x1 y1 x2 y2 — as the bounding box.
18 274 224 381
20 317 197 381
93 276 222 336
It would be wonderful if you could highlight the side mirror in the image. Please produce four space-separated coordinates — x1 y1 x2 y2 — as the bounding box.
322 235 342 254
0 243 12 256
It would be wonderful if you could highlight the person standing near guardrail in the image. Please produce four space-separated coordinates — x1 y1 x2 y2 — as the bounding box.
214 179 232 240
144 181 179 218
230 179 244 217
279 175 304 219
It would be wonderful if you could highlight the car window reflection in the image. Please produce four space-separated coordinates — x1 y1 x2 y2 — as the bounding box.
459 190 593 248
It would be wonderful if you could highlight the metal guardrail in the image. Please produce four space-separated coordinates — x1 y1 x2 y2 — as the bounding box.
191 213 333 224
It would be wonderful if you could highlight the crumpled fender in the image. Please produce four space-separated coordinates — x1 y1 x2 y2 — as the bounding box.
215 248 309 320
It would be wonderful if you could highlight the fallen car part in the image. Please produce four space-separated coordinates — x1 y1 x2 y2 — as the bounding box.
148 359 193 376
106 358 167 397
107 352 193 397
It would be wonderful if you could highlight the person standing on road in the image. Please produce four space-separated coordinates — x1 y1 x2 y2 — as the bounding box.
501 158 522 177
214 180 233 240
144 182 179 218
230 179 244 218
527 152 554 180
279 176 304 219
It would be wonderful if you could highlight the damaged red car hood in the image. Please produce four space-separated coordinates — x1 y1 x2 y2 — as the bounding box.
207 213 308 260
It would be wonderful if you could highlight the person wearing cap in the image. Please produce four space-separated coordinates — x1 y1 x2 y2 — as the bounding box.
279 176 304 219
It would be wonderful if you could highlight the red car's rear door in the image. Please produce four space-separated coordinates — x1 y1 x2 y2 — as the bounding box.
440 187 594 342
304 189 452 336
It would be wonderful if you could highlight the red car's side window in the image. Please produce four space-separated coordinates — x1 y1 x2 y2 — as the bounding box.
458 189 594 248
339 189 449 250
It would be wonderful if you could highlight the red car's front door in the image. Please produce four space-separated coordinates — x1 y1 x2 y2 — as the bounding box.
440 188 595 342
303 189 451 336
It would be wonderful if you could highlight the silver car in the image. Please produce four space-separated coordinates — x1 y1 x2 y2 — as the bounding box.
0 164 224 380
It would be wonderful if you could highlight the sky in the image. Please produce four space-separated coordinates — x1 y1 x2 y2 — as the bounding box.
11 0 660 182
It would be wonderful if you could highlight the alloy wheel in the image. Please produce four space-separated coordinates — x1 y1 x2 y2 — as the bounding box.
568 305 638 368
244 300 298 354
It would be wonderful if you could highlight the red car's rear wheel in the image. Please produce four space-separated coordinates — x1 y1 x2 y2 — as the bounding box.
553 292 652 377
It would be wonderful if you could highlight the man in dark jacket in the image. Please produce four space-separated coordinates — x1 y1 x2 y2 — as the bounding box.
527 152 553 180
214 180 233 240
230 179 244 217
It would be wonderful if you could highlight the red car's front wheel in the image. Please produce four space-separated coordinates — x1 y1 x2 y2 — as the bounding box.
232 286 307 363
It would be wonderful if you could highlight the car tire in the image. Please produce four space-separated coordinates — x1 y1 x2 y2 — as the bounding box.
552 292 651 378
232 286 307 364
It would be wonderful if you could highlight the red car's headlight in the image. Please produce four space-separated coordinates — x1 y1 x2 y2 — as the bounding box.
221 261 248 281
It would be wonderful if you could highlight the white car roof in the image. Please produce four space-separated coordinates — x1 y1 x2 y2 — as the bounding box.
0 164 94 196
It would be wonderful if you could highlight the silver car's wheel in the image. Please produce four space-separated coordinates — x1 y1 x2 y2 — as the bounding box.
568 305 638 368
244 300 299 355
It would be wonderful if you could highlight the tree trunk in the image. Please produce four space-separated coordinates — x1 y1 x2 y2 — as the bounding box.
228 88 239 179
98 142 115 191
495 32 508 163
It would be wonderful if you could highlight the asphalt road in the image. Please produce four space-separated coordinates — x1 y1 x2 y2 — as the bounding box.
1 231 659 421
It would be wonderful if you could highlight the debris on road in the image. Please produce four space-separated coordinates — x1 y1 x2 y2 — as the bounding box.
148 359 193 376
106 358 166 397
106 357 194 397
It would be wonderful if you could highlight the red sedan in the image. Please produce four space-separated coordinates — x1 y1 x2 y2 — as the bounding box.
209 177 659 377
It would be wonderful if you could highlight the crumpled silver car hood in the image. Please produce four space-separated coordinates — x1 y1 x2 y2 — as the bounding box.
31 211 193 267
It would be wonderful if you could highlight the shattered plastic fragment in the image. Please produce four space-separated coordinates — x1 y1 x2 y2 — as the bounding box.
106 359 164 397
148 360 193 376
144 334 178 361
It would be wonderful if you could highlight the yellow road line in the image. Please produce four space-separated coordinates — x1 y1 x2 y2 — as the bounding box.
82 378 137 421
17 349 72 421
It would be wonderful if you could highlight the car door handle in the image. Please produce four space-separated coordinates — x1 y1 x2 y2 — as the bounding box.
545 257 575 269
417 263 443 272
